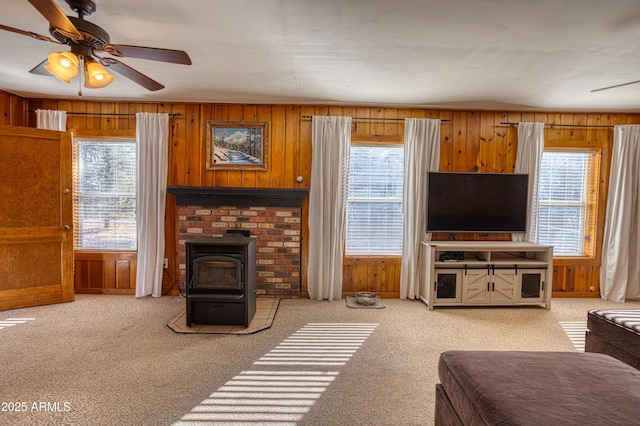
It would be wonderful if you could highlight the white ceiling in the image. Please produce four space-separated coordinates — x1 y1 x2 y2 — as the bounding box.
2 0 640 112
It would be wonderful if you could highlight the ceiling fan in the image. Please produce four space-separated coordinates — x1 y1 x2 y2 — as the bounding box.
0 0 192 92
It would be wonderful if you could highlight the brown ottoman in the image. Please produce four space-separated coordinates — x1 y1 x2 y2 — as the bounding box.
436 350 640 425
586 309 640 370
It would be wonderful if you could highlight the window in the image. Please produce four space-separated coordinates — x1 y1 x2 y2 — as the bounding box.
346 145 404 255
538 150 597 256
73 139 137 250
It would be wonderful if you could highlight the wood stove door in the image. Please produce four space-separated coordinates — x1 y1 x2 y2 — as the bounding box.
190 255 244 293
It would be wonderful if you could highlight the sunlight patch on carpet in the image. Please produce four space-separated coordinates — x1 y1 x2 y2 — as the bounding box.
256 323 378 366
560 321 587 352
0 317 36 331
173 322 378 425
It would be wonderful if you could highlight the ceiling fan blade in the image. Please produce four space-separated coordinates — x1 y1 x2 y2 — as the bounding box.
591 80 640 93
27 0 81 38
29 58 50 75
100 44 192 65
100 58 165 91
0 23 61 43
0 24 53 44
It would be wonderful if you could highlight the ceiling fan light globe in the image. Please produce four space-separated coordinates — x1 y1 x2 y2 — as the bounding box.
45 51 79 83
84 61 114 88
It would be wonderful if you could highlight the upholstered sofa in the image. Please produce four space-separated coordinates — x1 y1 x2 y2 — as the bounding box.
585 309 640 370
435 350 640 425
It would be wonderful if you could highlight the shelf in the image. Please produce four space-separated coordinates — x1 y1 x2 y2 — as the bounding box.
491 261 548 267
424 241 550 251
435 261 490 268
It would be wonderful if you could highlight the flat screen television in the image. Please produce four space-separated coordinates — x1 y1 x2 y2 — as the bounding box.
426 172 529 233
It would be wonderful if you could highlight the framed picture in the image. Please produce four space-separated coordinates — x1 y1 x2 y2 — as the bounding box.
205 121 268 171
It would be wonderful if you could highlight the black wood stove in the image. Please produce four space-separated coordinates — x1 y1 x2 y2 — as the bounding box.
185 233 256 327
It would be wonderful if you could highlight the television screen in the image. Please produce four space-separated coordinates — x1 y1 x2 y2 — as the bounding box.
426 172 529 233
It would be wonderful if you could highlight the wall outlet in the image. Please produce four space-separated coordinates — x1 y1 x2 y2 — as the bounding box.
163 258 168 269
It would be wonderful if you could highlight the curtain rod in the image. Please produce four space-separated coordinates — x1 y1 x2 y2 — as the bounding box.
300 116 610 127
301 115 449 122
28 110 181 117
500 121 613 129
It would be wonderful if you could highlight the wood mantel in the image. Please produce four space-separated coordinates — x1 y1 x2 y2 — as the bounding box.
167 186 309 208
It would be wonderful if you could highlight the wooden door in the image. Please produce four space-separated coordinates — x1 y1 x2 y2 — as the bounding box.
0 124 74 310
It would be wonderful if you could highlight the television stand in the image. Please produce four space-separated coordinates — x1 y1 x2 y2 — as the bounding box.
418 241 553 310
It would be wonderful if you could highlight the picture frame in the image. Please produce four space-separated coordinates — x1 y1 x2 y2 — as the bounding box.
205 121 268 171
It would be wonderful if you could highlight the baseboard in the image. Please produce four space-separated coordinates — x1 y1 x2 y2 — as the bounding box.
74 288 136 295
552 291 600 298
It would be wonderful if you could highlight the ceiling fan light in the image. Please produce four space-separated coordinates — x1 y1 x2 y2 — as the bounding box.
44 52 79 83
84 61 114 88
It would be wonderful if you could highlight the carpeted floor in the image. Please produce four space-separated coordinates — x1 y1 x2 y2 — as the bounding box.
1 294 639 425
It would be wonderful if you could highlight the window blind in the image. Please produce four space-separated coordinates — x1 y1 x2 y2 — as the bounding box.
73 140 137 250
346 145 404 255
538 151 592 256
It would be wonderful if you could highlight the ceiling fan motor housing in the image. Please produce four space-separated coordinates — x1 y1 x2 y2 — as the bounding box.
50 16 110 48
65 0 96 17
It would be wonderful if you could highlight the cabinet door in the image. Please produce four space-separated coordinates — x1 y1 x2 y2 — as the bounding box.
492 269 518 304
462 269 491 304
518 270 546 303
433 270 462 303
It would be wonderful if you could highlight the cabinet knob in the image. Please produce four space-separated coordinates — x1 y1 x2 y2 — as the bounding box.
62 225 70 231
62 188 71 194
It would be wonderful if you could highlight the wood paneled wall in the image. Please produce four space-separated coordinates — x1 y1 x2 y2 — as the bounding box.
0 92 26 127
74 252 137 294
2 90 638 298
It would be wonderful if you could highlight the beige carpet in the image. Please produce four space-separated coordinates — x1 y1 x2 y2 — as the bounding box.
1 295 639 426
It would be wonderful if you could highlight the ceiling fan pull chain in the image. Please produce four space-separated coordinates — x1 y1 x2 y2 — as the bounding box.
77 55 83 96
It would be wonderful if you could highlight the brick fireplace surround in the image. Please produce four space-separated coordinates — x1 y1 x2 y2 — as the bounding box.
167 187 309 298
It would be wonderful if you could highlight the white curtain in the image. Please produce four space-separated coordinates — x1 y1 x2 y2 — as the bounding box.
308 116 352 301
512 122 545 243
400 118 441 299
600 125 640 302
135 112 170 298
36 109 67 131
